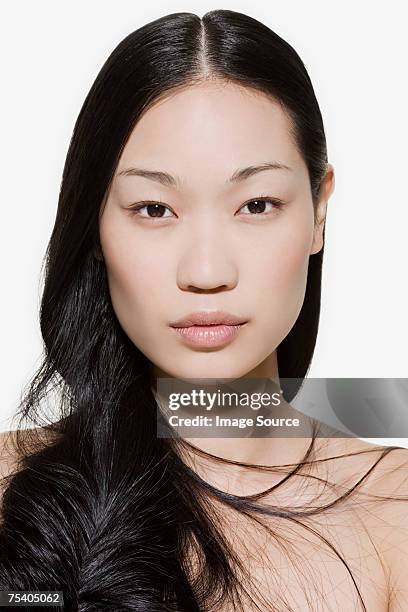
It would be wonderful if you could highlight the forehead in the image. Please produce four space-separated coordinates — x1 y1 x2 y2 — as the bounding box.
117 81 305 184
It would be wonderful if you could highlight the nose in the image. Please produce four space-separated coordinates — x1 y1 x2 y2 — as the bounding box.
176 224 239 293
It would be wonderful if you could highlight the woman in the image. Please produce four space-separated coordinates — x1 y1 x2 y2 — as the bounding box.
1 9 407 611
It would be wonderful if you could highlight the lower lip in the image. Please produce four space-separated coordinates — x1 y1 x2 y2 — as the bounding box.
170 323 247 347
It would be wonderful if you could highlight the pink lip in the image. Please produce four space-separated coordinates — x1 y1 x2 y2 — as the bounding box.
171 323 247 348
170 310 248 327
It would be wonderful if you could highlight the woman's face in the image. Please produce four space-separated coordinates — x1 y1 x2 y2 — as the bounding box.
99 81 334 382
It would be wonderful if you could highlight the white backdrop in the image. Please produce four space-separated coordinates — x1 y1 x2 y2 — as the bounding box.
1 1 407 446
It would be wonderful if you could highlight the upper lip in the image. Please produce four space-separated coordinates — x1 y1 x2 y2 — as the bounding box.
170 310 248 328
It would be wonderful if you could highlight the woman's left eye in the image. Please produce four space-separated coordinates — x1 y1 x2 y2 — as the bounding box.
127 197 285 220
238 197 285 216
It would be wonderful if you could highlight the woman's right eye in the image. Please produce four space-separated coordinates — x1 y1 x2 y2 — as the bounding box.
128 202 175 220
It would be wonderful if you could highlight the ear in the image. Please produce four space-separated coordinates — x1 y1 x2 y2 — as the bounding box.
310 163 335 255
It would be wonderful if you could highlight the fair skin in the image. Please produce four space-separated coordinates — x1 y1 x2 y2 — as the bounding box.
99 80 334 476
96 81 408 609
2 80 406 609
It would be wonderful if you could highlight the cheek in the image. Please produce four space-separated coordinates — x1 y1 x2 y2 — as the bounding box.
100 214 172 325
106 249 173 331
103 244 172 358
251 219 313 326
270 234 310 292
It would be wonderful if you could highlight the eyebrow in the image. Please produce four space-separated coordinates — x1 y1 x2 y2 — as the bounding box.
116 161 292 188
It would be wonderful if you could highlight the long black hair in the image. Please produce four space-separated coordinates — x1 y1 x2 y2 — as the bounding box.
0 9 404 611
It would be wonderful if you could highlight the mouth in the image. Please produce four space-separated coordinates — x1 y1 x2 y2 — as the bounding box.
170 310 248 328
170 321 248 348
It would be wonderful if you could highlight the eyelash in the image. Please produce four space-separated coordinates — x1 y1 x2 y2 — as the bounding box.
127 196 286 221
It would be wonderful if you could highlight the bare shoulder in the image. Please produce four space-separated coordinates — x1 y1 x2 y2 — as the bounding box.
320 436 408 605
0 430 20 482
0 426 61 522
360 441 408 610
0 427 57 488
0 430 22 517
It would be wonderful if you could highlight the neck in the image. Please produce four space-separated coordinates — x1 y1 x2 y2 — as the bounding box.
150 359 321 493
